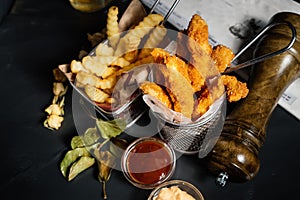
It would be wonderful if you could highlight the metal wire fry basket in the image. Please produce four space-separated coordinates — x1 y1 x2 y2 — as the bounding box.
156 95 226 155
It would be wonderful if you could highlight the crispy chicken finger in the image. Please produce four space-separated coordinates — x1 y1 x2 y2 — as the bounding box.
187 14 212 56
139 81 173 109
211 44 235 73
221 75 249 102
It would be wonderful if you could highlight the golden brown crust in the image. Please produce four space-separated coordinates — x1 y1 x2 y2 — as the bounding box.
139 81 173 109
221 75 249 102
186 14 212 56
141 48 195 118
138 14 248 121
187 64 205 93
156 60 194 119
211 45 235 73
192 87 212 120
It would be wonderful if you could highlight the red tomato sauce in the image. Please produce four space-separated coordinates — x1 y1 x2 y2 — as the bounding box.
126 140 172 185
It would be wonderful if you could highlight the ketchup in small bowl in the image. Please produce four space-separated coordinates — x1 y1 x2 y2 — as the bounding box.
121 137 176 189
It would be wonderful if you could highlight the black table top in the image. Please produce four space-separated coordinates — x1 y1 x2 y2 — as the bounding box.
1 0 300 199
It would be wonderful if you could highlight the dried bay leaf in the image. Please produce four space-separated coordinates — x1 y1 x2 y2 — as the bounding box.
68 156 95 181
96 119 126 140
70 136 84 149
60 147 91 178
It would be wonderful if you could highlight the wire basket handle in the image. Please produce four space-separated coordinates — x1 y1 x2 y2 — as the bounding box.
149 0 181 25
224 21 297 74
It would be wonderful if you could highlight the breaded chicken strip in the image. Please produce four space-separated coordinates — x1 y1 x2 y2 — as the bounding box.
189 51 220 91
188 64 205 92
221 75 249 102
182 14 221 94
187 14 212 56
192 87 212 120
165 55 191 84
147 48 195 118
151 48 191 86
139 81 173 109
158 64 195 119
211 45 235 73
192 77 225 120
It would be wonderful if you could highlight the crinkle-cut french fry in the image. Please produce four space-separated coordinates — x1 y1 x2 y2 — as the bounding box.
70 60 87 74
114 14 164 56
106 6 119 37
95 43 114 57
84 85 109 103
121 35 141 63
128 14 164 39
75 81 85 88
98 75 117 90
144 25 167 48
117 55 154 75
106 6 120 48
101 66 119 79
138 25 167 59
82 55 116 76
126 35 141 50
76 71 102 88
111 57 130 68
108 34 121 50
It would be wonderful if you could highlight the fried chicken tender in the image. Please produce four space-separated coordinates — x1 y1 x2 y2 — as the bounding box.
221 75 249 102
211 45 235 73
192 87 212 120
188 63 206 93
150 48 195 118
151 48 191 84
138 14 248 121
159 64 194 119
139 48 194 118
178 14 219 93
189 51 220 93
186 14 212 56
139 81 172 109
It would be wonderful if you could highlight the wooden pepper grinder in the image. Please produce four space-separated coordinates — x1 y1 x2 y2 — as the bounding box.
205 12 300 186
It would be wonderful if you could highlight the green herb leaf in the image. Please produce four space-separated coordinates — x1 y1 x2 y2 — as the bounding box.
68 156 95 181
96 119 126 140
82 127 101 146
60 147 90 178
70 136 84 149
